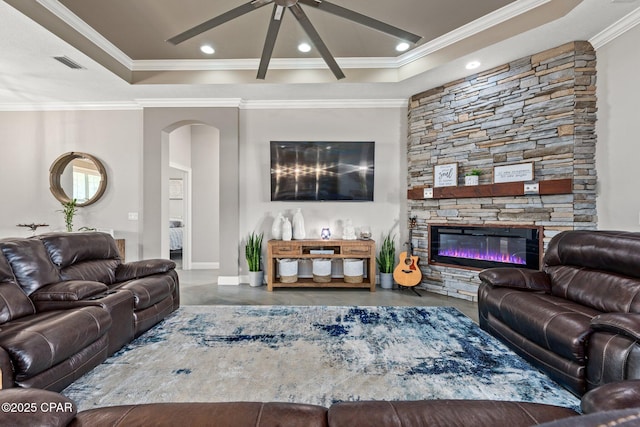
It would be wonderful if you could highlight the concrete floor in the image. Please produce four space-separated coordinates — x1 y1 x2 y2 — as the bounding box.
177 269 479 323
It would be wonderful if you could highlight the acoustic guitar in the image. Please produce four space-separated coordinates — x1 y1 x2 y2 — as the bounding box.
393 217 422 289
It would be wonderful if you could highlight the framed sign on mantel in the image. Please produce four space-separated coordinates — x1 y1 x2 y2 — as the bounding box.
494 163 534 183
433 163 458 187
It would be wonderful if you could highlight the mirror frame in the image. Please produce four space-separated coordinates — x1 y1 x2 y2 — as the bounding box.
49 152 108 207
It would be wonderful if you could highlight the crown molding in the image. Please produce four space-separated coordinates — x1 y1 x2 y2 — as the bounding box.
0 99 408 111
239 99 408 109
36 0 133 69
0 102 141 111
135 98 244 108
397 0 553 66
590 6 640 49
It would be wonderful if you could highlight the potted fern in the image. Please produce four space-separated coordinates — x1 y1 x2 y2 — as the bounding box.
376 232 396 289
245 232 264 287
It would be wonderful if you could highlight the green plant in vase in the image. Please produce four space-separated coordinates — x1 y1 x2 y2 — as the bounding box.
59 199 78 232
245 232 264 287
376 232 396 289
464 169 483 185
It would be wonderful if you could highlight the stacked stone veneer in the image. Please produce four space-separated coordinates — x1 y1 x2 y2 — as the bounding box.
407 41 597 301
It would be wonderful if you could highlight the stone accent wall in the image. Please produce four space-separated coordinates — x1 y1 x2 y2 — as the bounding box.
407 41 597 301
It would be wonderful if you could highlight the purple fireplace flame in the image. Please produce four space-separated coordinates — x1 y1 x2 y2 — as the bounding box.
437 248 526 265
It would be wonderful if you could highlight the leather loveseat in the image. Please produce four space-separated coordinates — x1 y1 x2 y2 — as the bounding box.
0 232 179 391
5 380 640 427
478 230 640 396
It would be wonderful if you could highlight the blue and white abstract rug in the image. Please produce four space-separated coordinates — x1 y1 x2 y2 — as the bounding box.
63 306 579 411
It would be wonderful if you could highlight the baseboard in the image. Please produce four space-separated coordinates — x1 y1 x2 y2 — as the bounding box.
191 262 219 269
218 276 240 286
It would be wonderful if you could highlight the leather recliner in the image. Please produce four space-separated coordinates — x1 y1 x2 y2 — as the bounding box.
478 230 640 396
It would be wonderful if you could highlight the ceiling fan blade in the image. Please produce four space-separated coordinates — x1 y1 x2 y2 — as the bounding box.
257 5 285 79
289 3 345 80
167 0 273 45
298 0 421 44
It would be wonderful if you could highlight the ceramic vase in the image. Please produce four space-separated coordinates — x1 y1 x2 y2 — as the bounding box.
292 208 306 240
271 212 284 240
380 272 394 289
282 218 293 241
248 270 264 287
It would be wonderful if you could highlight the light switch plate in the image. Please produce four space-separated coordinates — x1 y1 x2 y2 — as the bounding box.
128 212 139 220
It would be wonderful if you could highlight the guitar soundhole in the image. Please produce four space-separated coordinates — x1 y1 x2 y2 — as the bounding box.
404 258 412 266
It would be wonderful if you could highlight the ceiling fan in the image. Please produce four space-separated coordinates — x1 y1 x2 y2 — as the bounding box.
167 0 422 80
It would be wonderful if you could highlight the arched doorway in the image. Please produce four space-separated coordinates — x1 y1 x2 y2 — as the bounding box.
165 122 220 270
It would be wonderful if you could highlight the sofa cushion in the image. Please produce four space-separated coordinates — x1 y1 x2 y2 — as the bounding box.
482 287 599 363
72 402 328 427
0 238 59 295
113 275 176 310
39 232 121 285
548 266 640 313
39 232 121 268
58 259 120 285
30 280 109 302
0 306 111 379
0 254 35 324
544 230 640 280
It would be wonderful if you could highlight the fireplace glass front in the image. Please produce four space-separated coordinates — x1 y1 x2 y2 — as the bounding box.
429 225 540 270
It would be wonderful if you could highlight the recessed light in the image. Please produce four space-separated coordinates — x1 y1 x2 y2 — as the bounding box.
466 60 481 70
200 45 215 55
396 42 410 52
298 42 311 53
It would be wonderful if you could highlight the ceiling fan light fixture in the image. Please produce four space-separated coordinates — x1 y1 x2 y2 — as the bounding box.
200 44 215 55
395 42 410 52
298 42 312 53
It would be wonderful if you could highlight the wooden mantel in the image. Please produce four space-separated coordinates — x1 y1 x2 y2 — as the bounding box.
407 178 573 200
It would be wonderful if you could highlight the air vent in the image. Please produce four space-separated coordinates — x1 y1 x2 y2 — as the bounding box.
53 56 85 70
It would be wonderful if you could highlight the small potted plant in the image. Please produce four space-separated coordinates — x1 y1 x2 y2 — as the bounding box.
59 199 78 232
245 232 264 287
376 232 396 289
464 169 483 186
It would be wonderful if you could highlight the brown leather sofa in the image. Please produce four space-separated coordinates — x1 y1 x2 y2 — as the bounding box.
478 230 640 396
4 381 640 427
0 232 179 391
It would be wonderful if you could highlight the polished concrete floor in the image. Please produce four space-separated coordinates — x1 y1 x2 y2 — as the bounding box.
177 269 480 323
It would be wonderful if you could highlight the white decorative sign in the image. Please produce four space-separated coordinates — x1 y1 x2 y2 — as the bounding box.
494 163 534 183
433 163 458 188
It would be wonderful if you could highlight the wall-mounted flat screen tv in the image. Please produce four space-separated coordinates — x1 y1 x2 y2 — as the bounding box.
271 141 374 201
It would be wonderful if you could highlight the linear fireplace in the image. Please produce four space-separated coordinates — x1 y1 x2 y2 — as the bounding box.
429 225 541 270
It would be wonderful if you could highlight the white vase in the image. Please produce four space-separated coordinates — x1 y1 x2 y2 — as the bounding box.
465 175 479 186
248 270 264 287
292 208 305 240
271 212 284 240
282 218 292 241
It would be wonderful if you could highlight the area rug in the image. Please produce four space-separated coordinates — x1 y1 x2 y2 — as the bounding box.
63 305 580 411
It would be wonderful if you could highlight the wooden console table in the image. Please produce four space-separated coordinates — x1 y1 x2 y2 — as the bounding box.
267 239 376 292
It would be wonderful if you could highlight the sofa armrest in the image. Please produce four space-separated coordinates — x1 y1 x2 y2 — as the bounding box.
478 268 551 292
115 259 176 282
581 380 640 413
590 313 640 341
30 280 108 303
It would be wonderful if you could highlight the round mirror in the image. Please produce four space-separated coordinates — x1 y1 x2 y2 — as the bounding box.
49 152 107 207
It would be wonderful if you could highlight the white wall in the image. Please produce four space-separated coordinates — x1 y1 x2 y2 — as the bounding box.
595 23 640 231
0 109 143 258
239 106 408 276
